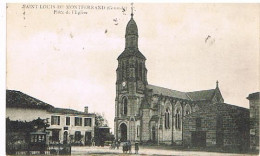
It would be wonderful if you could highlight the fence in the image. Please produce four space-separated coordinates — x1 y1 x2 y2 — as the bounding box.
6 143 71 155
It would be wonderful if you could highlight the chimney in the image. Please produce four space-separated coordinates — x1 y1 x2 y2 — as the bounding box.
84 106 88 114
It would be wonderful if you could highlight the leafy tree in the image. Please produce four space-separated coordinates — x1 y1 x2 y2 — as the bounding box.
6 117 50 154
95 112 108 127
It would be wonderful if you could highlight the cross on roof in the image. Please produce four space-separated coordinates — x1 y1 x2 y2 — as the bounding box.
131 3 134 17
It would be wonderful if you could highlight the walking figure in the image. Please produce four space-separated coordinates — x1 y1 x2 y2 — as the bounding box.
116 141 120 149
128 141 132 153
135 142 139 154
91 137 95 146
122 142 128 153
110 141 116 149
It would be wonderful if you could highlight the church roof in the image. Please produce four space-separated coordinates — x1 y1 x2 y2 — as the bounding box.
117 48 146 60
186 89 215 101
118 15 145 60
125 17 138 36
147 85 217 102
147 84 190 100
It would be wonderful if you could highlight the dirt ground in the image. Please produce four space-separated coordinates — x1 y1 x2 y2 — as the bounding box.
71 146 258 156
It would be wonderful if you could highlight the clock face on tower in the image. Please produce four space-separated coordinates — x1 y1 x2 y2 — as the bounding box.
122 81 126 87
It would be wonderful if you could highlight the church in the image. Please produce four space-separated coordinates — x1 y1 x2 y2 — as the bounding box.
114 12 224 145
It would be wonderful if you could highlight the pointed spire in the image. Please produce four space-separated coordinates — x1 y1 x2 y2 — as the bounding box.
216 80 219 88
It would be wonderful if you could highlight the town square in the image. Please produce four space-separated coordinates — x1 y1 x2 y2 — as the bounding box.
4 3 259 155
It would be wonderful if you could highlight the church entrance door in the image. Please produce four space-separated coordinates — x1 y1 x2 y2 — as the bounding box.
120 123 127 142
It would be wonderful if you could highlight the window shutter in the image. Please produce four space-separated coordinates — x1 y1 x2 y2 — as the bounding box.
51 116 54 125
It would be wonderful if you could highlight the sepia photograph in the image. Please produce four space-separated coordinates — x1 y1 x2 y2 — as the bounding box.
5 3 259 155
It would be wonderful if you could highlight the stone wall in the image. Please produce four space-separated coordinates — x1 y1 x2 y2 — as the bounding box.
183 103 249 150
183 105 217 147
248 92 259 150
216 103 249 150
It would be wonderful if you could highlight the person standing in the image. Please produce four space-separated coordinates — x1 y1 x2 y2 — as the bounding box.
122 143 127 153
128 141 132 154
116 140 119 149
135 142 139 154
91 137 95 146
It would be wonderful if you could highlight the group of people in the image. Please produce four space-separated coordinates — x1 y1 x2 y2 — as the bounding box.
110 139 139 154
110 140 120 149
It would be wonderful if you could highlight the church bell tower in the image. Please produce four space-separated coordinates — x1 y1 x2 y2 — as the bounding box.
114 9 148 142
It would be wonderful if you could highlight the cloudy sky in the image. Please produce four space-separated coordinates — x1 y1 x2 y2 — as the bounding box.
7 3 259 132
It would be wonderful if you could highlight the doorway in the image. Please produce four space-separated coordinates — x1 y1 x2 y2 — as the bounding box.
120 123 127 142
191 131 206 147
85 132 92 146
63 131 68 144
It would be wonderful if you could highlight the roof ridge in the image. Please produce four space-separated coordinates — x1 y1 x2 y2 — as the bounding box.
6 90 54 109
185 93 192 100
53 107 84 112
147 84 185 93
186 88 215 93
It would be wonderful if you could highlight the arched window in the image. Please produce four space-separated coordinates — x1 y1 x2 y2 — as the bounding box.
122 97 127 115
165 108 170 129
175 109 181 130
126 60 129 78
122 61 125 79
139 62 142 80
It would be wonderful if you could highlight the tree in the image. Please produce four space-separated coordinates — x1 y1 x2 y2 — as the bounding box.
95 112 108 127
6 117 50 154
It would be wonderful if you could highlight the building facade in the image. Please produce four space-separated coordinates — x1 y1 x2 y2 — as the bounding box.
114 13 224 145
247 92 260 151
47 107 95 145
183 103 249 151
6 90 95 145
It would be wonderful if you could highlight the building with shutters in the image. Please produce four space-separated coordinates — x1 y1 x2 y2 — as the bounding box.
6 90 95 145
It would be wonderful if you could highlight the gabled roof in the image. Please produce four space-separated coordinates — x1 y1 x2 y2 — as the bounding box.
6 90 54 109
147 85 218 102
147 84 190 100
6 90 94 116
186 89 216 101
48 107 94 116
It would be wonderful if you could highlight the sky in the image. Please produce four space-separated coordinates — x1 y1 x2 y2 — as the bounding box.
6 3 259 133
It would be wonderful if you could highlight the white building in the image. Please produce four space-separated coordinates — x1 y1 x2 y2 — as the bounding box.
6 90 95 145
